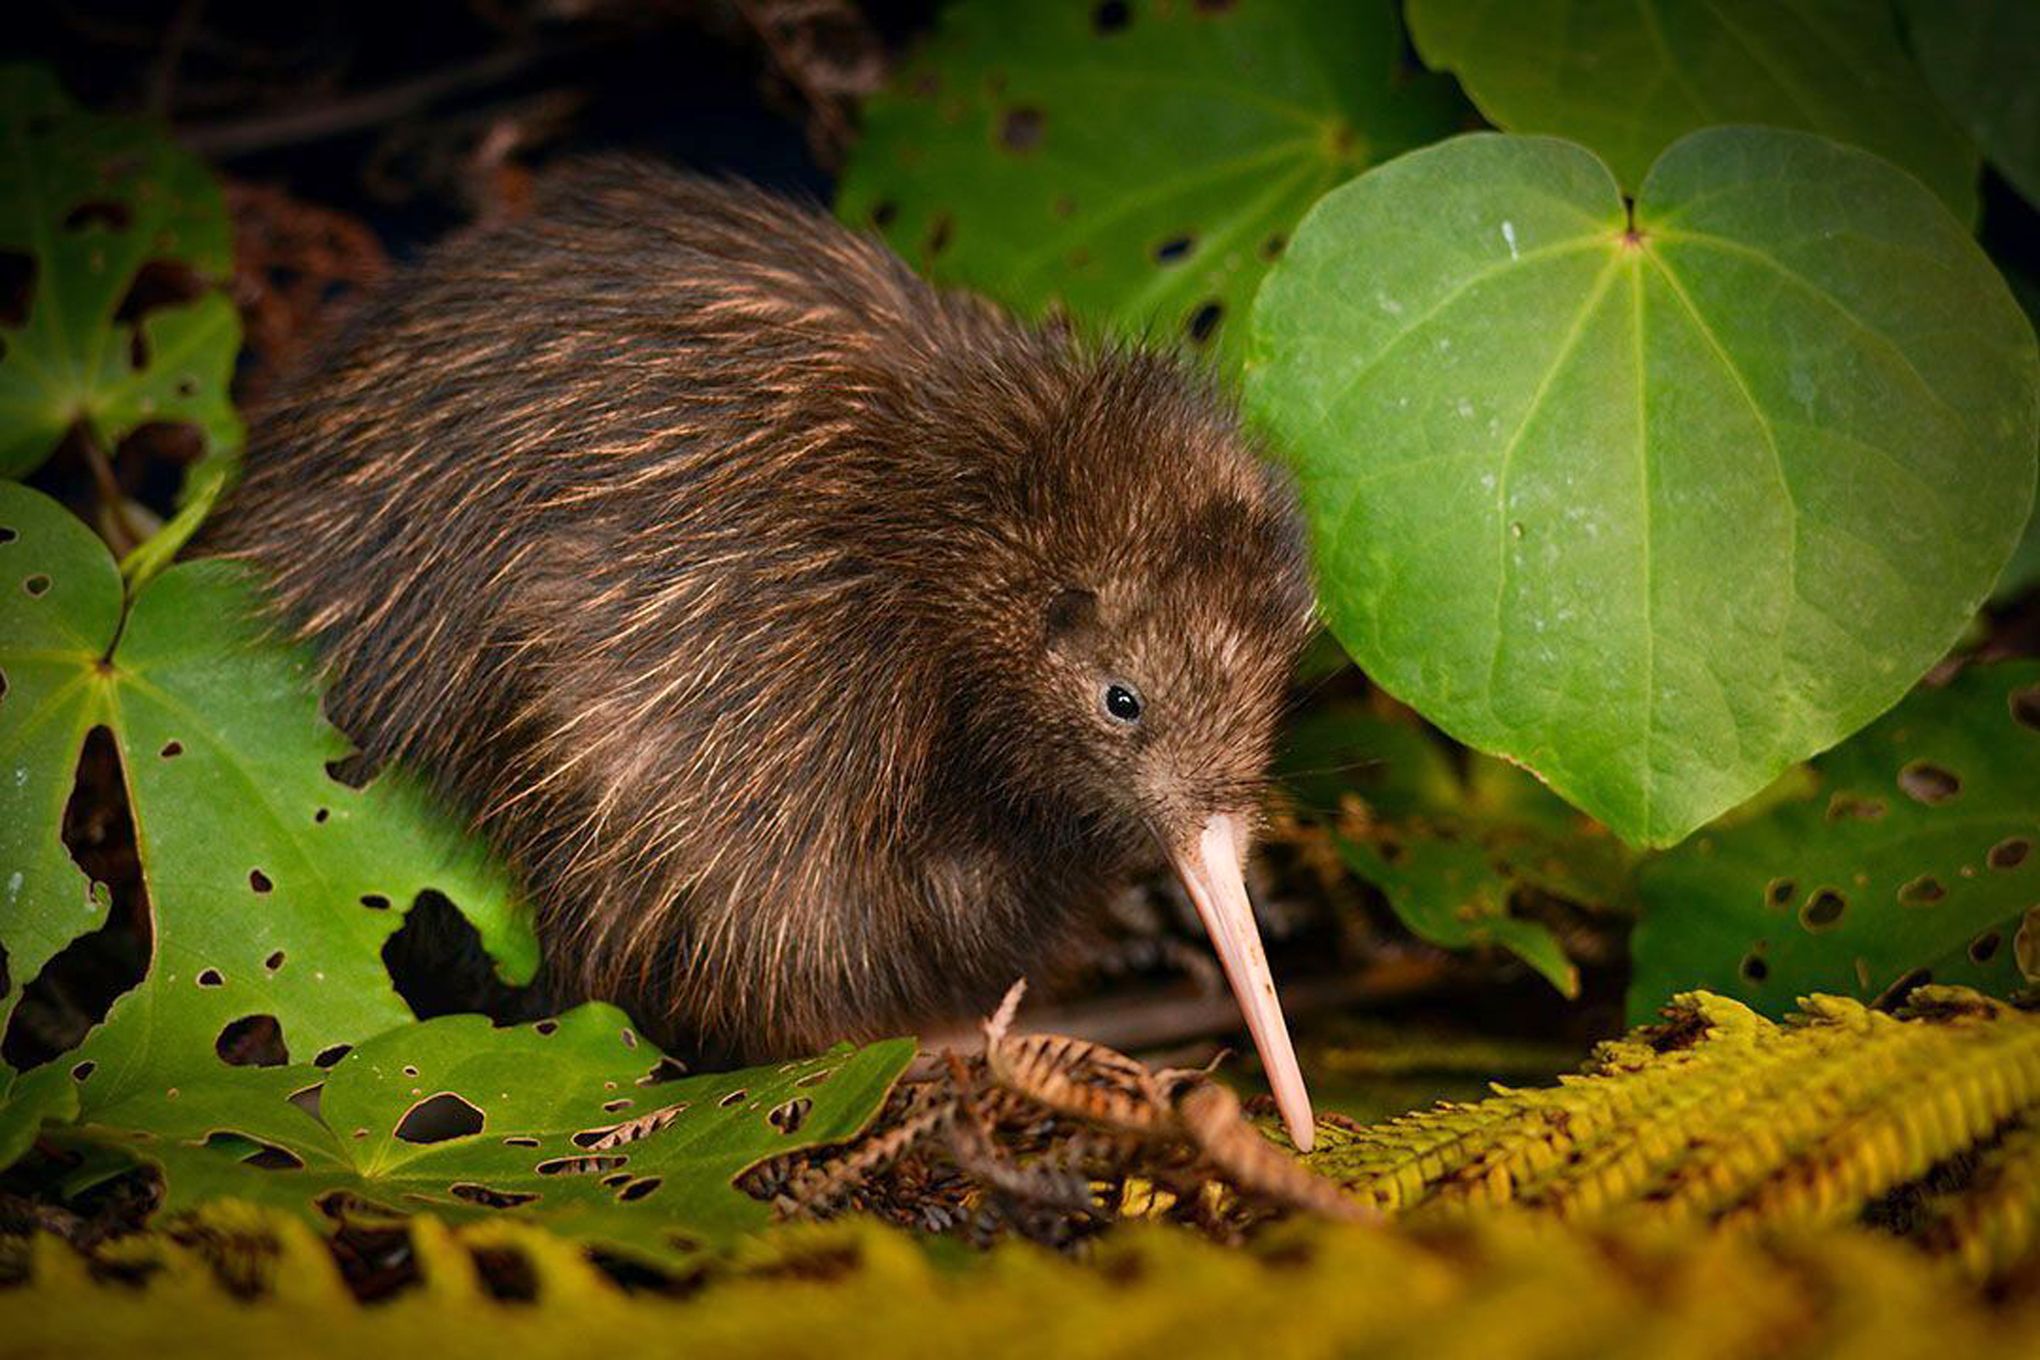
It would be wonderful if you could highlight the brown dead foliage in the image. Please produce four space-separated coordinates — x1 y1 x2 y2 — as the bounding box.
227 181 390 397
740 982 1364 1249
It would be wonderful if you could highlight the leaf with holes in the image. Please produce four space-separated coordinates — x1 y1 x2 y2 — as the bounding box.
835 0 1465 371
1627 663 2040 1022
0 480 123 1049
1280 706 1635 996
1247 129 2038 846
1405 0 1980 220
65 1005 913 1266
0 482 536 1142
0 65 242 493
1900 0 2040 213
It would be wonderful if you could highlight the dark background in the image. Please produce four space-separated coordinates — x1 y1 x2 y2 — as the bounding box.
12 0 941 255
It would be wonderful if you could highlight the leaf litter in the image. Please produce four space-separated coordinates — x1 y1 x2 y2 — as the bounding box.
746 981 1362 1248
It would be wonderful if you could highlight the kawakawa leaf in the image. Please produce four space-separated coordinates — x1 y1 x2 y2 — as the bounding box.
835 0 1466 371
1333 835 1578 997
2001 507 2040 605
1246 129 2038 846
0 65 243 492
0 482 535 1126
0 485 913 1257
0 1063 77 1171
64 1005 914 1267
0 479 122 1043
1280 706 1634 996
1627 662 2040 1023
1993 264 2040 604
1406 0 1980 220
1900 0 2040 213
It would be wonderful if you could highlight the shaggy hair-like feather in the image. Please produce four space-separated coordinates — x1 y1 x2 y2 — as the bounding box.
210 160 1314 1059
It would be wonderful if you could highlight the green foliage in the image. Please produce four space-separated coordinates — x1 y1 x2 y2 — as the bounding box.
0 66 242 504
0 478 123 1040
116 458 222 591
835 0 1465 370
0 483 913 1258
0 482 535 1075
1330 834 1575 997
0 1063 77 1171
1281 706 1635 995
1628 662 2040 1022
1993 267 2040 604
1405 0 1980 219
1247 128 2038 847
1900 0 2040 212
2000 506 2040 605
72 1007 913 1268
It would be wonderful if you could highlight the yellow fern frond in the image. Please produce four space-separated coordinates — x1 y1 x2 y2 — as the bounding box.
1914 1119 2040 1282
1309 988 2040 1242
4 989 2037 1353
5 1208 2038 1359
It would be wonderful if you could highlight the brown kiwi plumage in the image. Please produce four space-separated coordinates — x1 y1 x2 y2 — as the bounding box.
210 158 1315 1078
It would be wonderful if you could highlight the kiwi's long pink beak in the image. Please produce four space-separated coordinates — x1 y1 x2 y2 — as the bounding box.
1166 812 1315 1152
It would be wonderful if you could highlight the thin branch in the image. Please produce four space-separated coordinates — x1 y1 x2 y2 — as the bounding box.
145 0 207 119
176 45 549 159
734 0 885 169
915 958 1452 1058
74 427 142 557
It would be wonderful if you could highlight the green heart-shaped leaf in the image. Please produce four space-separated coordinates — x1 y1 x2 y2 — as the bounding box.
1247 129 2037 845
0 66 242 486
836 0 1466 370
1406 0 1980 219
0 482 536 1098
0 478 123 1040
69 1006 912 1268
0 484 914 1259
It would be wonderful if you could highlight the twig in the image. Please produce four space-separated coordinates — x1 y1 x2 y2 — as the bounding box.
145 0 207 118
768 989 1369 1236
74 427 142 557
176 45 549 159
919 958 1452 1057
733 0 885 168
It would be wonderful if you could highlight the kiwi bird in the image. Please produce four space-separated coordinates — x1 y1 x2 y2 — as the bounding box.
211 160 1320 1148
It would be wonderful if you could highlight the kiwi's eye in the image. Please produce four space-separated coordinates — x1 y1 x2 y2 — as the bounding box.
1103 682 1143 724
